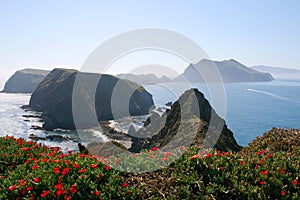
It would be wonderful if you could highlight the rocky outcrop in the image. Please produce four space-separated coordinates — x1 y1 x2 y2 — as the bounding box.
2 69 49 93
29 68 154 131
176 59 274 82
129 88 241 152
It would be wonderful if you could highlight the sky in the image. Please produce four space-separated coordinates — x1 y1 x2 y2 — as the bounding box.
1 0 300 89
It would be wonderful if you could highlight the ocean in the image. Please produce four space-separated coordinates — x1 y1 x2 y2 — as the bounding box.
0 80 299 150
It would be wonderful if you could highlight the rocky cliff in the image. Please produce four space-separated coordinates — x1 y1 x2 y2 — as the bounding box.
2 69 49 93
129 88 241 152
29 68 154 131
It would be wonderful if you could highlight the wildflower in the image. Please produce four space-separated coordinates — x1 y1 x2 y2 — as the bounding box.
280 170 285 174
122 182 129 187
205 153 213 158
239 161 244 165
64 196 72 200
220 166 225 170
26 186 33 191
94 190 101 195
281 190 286 196
162 157 168 161
292 179 298 185
190 154 200 160
151 147 158 151
260 181 265 185
261 170 268 175
61 168 70 175
53 167 60 174
33 177 40 183
55 183 63 190
98 174 104 178
20 147 31 151
32 165 38 170
41 190 51 197
78 168 86 173
72 163 80 168
90 164 98 169
69 184 77 194
105 165 110 171
8 184 17 191
57 189 66 196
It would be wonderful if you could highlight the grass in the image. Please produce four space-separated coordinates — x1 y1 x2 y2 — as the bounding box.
0 128 299 199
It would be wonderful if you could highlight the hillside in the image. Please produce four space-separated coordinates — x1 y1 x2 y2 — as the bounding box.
1 69 49 93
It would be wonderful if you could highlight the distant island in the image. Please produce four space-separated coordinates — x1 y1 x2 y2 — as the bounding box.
176 59 274 83
251 65 300 80
118 59 274 84
1 68 49 93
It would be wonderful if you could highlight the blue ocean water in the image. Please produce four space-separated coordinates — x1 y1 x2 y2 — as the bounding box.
0 81 299 148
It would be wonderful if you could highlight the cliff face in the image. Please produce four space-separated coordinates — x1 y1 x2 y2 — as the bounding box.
129 88 241 152
176 59 274 83
29 68 154 131
2 69 49 93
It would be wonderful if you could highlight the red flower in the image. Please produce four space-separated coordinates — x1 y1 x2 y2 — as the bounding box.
41 190 51 197
57 189 66 196
61 168 70 175
281 190 286 196
260 181 265 185
53 167 60 174
122 182 129 187
239 161 244 165
98 174 104 178
261 170 268 175
151 147 158 151
292 179 298 185
78 168 86 173
73 163 80 168
280 170 285 174
64 196 72 200
8 184 17 191
55 183 63 190
33 177 40 183
162 157 168 161
69 184 77 194
32 165 38 170
105 165 110 171
94 190 101 195
190 154 200 160
20 147 31 151
205 153 213 158
90 164 98 169
26 186 33 191
220 166 225 170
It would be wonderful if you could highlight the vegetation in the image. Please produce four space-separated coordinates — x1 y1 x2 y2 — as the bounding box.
0 128 299 199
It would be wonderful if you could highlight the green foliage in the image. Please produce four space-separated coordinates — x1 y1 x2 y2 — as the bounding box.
0 128 299 199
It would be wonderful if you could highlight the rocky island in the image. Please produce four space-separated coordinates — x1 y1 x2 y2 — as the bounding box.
29 68 154 131
1 68 49 93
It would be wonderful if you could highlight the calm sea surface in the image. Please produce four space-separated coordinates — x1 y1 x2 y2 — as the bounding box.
0 81 299 149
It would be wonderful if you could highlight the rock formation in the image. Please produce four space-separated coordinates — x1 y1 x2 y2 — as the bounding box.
129 88 241 152
29 68 154 131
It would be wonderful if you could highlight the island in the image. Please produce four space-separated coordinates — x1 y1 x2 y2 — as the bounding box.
1 68 49 93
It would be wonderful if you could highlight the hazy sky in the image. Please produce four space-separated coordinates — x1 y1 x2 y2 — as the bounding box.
1 0 300 88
